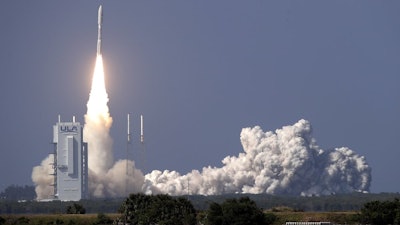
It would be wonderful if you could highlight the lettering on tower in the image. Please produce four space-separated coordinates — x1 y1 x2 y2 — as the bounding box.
60 126 78 133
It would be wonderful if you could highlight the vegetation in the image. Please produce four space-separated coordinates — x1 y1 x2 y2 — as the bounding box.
204 197 276 225
0 185 35 201
0 212 363 225
271 211 359 224
93 213 113 225
359 198 400 224
188 192 400 211
120 193 196 225
66 203 86 214
0 198 124 214
1 192 400 214
2 193 400 224
0 214 120 225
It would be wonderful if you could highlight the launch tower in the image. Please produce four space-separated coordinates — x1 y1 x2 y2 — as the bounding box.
52 116 88 201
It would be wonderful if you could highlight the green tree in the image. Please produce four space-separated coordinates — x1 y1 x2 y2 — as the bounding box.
360 198 400 225
121 193 196 225
66 203 86 214
0 185 36 200
205 197 275 225
206 202 223 225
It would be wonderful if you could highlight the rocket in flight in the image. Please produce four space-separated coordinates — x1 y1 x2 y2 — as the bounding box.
97 5 103 55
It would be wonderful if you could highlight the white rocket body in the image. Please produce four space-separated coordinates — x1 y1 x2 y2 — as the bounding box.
97 5 103 55
140 115 144 143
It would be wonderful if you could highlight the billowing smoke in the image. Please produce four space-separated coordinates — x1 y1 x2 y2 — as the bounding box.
84 55 113 175
89 160 145 198
143 119 371 196
31 155 54 199
32 55 145 199
32 55 371 198
83 55 144 198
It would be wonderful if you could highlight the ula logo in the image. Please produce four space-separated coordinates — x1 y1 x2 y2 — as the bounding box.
60 126 78 133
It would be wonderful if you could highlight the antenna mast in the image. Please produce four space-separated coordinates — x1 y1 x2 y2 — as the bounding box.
125 113 132 196
139 114 147 172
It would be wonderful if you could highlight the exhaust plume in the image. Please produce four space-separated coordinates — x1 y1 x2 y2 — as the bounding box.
32 55 144 200
31 55 371 198
84 55 113 175
143 119 371 196
84 55 144 198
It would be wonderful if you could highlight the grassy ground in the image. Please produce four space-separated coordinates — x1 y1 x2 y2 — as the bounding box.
272 211 359 225
0 212 359 225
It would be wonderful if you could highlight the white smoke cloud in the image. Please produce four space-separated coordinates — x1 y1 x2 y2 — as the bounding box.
32 55 371 198
89 160 145 198
83 56 145 198
31 155 54 199
84 55 114 175
32 56 145 200
143 119 371 196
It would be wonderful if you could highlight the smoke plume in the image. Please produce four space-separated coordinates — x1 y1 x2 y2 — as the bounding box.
84 56 113 175
83 55 144 198
143 119 371 196
32 56 371 198
32 55 145 199
31 155 54 199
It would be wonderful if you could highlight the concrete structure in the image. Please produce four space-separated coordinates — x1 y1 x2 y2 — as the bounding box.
52 117 88 201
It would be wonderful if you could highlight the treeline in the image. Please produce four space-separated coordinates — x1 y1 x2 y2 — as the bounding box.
0 198 123 214
189 192 400 211
360 198 400 224
0 185 35 201
0 195 276 225
1 196 400 225
1 191 400 214
121 194 197 225
201 197 276 225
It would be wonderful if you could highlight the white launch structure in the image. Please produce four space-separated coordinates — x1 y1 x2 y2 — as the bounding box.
51 116 88 201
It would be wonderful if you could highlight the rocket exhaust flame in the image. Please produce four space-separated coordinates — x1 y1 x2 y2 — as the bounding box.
84 47 144 198
31 5 371 199
77 21 149 195
84 55 113 175
82 6 144 196
32 5 144 199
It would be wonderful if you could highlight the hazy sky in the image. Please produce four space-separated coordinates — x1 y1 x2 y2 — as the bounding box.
0 1 399 193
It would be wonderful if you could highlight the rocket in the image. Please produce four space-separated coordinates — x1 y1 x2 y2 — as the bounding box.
97 5 103 55
127 113 131 143
140 115 144 143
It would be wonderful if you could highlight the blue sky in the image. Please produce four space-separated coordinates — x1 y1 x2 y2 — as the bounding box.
0 1 399 193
